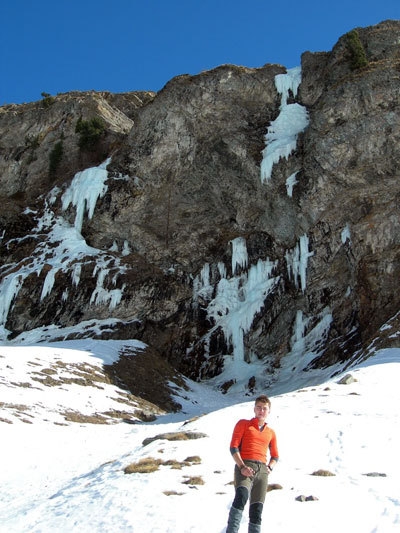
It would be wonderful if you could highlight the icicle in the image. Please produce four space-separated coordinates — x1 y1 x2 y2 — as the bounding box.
122 240 131 256
0 275 24 327
275 66 302 109
61 158 111 233
341 224 351 244
217 262 227 279
40 267 58 300
299 235 313 292
90 267 125 309
290 310 308 354
71 264 82 286
260 104 309 182
193 263 214 302
286 171 299 197
285 234 313 293
231 237 248 275
205 257 279 363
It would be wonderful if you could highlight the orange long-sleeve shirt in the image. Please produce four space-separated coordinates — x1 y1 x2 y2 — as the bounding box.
230 418 279 463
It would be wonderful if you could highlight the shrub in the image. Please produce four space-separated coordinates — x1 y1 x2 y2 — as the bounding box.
41 92 55 108
347 30 368 70
75 116 106 150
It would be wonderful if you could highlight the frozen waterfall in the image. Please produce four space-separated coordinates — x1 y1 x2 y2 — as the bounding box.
260 66 309 183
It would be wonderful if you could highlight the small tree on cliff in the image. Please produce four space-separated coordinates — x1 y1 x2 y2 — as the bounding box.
347 29 368 70
75 117 106 150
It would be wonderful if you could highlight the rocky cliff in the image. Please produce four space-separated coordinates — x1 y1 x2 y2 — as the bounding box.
1 20 399 403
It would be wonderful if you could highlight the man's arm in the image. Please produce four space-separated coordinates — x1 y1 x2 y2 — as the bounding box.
230 420 254 476
267 430 279 472
230 450 254 477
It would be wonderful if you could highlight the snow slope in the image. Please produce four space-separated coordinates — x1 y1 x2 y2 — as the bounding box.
0 341 399 532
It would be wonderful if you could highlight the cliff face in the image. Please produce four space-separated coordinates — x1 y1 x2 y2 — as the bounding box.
1 20 399 396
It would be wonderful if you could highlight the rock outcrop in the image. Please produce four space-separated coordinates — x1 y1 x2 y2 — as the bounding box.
1 20 399 397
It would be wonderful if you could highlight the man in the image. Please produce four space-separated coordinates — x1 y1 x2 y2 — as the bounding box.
226 395 279 533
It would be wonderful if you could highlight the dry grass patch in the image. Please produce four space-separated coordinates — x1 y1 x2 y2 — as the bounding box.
182 476 204 486
10 381 35 389
124 457 163 474
184 455 201 464
267 483 283 492
163 456 202 469
0 402 34 424
163 459 184 470
1 402 30 411
124 455 203 474
142 431 207 446
311 469 335 477
31 361 113 389
63 411 109 424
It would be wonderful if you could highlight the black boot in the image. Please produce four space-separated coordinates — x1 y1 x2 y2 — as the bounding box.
226 506 243 533
248 522 261 533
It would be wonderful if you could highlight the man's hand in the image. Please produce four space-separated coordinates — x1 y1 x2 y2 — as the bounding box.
240 465 254 476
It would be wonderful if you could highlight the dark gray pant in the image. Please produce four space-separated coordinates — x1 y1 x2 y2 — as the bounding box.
226 460 269 532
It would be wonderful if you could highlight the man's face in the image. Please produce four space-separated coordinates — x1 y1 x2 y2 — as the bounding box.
254 402 270 423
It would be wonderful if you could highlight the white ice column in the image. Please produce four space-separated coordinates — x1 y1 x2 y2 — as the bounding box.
260 67 309 183
231 237 248 275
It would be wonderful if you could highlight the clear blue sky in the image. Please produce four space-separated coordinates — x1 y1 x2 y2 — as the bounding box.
1 0 399 105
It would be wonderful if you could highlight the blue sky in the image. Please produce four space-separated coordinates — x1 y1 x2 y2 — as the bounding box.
1 0 399 105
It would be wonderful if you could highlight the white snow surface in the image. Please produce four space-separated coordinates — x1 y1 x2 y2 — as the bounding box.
1 337 399 532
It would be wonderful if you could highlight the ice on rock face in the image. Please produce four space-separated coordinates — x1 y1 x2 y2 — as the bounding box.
260 67 309 183
285 234 313 293
275 66 302 109
207 258 279 362
193 238 279 364
61 158 111 233
0 158 129 339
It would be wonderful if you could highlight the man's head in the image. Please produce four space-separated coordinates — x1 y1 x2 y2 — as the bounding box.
253 395 271 424
254 395 271 408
